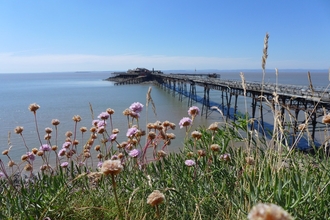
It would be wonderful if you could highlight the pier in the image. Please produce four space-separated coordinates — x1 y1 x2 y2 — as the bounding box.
107 70 330 145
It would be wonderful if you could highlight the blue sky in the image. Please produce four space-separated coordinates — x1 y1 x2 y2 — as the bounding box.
0 0 329 73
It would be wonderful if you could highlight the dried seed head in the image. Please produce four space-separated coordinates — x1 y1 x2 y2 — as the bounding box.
148 131 156 140
162 120 171 127
65 131 73 137
157 150 167 158
245 156 255 165
44 134 51 140
2 149 9 155
210 144 220 152
8 160 15 167
84 152 91 158
147 190 165 206
169 122 176 130
220 153 231 162
97 153 103 159
14 126 24 134
73 140 79 145
72 115 81 122
37 151 44 156
118 153 124 159
24 164 33 172
80 127 87 133
45 127 53 134
51 119 60 126
94 145 101 151
112 128 120 134
147 123 155 130
90 126 97 133
32 148 38 154
28 103 40 112
122 108 131 116
166 133 175 140
21 154 29 161
197 150 206 157
106 108 115 115
248 203 293 220
322 113 330 124
186 151 194 158
191 131 202 140
101 159 123 175
208 122 219 131
52 145 58 151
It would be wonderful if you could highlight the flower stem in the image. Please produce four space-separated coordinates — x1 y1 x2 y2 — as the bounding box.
111 174 123 220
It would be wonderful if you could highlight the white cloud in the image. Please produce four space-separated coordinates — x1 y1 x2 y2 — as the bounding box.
0 53 260 73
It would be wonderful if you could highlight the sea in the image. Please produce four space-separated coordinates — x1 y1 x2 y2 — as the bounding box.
0 69 329 166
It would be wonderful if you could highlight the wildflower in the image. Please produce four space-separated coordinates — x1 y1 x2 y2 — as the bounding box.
129 149 140 158
186 152 194 158
129 102 144 113
220 153 231 161
97 161 103 168
62 141 71 149
147 190 165 206
248 203 293 220
51 119 60 126
60 162 69 168
40 144 51 152
72 115 81 122
97 120 107 128
191 131 202 140
106 108 115 115
129 111 140 119
97 127 105 134
185 159 196 167
0 172 5 178
28 103 40 112
126 127 138 137
101 159 123 175
45 127 53 134
188 106 200 118
27 152 35 161
208 122 219 131
58 149 66 157
14 126 24 134
210 144 220 152
179 117 192 129
98 112 110 120
111 155 119 160
323 113 330 124
109 133 117 142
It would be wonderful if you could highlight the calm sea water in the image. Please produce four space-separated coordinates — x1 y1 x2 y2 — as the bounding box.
0 70 329 163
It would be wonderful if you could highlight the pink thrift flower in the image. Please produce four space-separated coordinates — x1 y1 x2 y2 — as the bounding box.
27 152 35 161
92 119 99 126
97 161 103 168
188 106 200 117
109 133 117 142
98 112 110 120
185 159 196 167
40 144 51 152
62 142 71 149
126 127 138 137
58 148 66 157
179 117 192 129
0 172 5 178
60 162 69 168
129 149 140 158
129 102 144 113
97 120 107 128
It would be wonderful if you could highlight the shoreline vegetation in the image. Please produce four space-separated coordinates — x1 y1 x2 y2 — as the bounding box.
1 34 330 219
